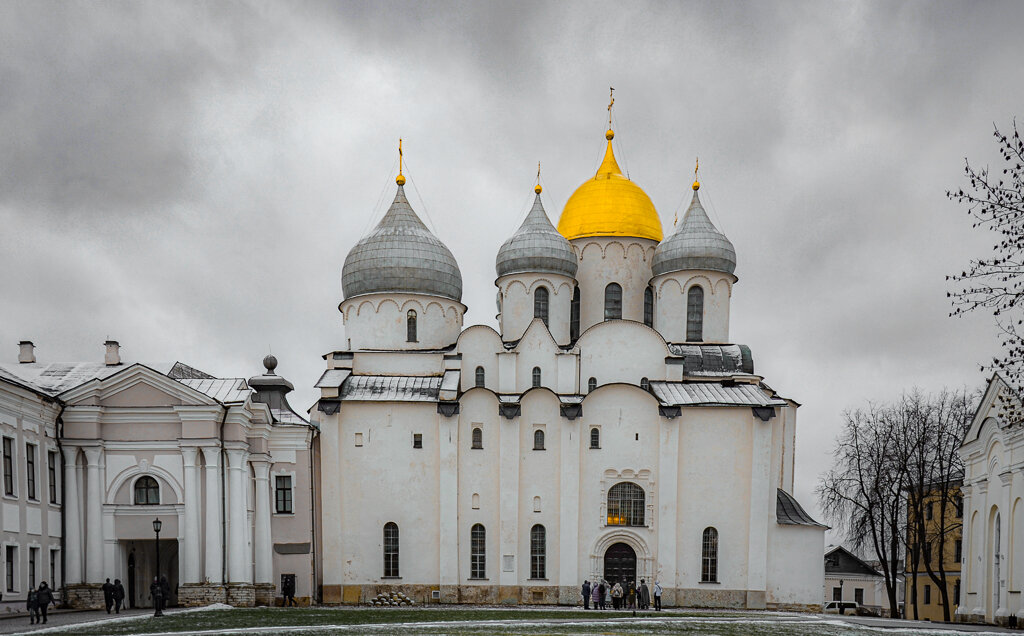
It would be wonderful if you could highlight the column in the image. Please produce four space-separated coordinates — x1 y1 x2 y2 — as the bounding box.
181 447 202 584
225 449 250 583
62 446 82 584
251 460 272 584
201 446 223 585
82 446 105 583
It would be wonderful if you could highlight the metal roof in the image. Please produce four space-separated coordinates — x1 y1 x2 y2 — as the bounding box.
0 362 175 396
777 489 827 528
496 193 578 279
315 368 351 389
339 375 442 402
666 344 754 375
652 189 736 276
342 185 463 301
649 381 786 407
178 378 250 404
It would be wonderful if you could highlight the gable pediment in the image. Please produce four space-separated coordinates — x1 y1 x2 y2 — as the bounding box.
60 364 218 407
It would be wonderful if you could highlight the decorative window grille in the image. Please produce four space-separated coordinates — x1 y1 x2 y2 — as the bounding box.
470 524 486 579
604 283 622 320
530 524 546 579
532 367 542 387
407 310 417 342
275 475 293 514
590 428 600 449
686 286 704 342
570 287 581 340
475 366 485 388
533 430 545 450
534 287 549 326
472 427 483 449
644 286 654 327
383 522 399 577
134 476 160 505
606 482 645 526
701 527 719 582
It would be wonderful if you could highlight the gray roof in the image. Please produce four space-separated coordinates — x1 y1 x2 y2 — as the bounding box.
178 378 250 404
649 381 786 407
667 344 754 375
495 193 578 279
652 189 736 276
314 368 351 389
339 375 443 402
342 186 463 301
777 489 827 528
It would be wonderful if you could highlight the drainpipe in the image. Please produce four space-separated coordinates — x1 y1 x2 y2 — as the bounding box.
217 405 229 594
54 400 66 605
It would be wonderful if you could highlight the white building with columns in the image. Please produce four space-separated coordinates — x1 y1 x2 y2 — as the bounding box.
0 343 316 608
317 125 825 608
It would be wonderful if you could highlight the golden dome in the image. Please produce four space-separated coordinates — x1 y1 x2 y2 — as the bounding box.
557 137 663 242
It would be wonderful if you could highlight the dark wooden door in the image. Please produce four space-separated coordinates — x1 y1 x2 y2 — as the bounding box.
603 542 637 586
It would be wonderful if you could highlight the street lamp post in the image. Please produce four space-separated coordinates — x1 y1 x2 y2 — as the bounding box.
153 518 163 617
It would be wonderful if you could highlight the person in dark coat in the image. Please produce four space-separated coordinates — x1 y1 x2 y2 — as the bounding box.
151 577 164 616
581 580 591 610
103 578 114 613
160 576 171 609
627 581 637 609
639 579 650 610
282 576 297 606
113 579 126 613
35 582 55 624
596 580 606 610
26 588 39 625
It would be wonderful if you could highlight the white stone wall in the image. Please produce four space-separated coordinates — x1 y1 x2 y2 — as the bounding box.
571 237 658 333
341 293 465 351
497 274 574 345
652 271 735 343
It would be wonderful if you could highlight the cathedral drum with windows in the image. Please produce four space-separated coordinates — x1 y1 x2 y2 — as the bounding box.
317 125 825 609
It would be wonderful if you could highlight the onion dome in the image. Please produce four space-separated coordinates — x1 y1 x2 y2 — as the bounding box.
557 130 663 242
652 184 736 276
342 185 463 301
496 188 578 279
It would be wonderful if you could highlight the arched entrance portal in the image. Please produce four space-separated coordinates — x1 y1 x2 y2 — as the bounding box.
604 542 637 586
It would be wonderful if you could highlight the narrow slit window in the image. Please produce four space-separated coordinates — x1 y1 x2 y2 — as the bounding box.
644 286 654 327
701 527 719 582
570 287 581 340
534 287 549 326
470 524 486 578
590 428 600 449
475 366 485 388
407 310 418 342
640 377 650 391
588 377 597 393
686 286 704 342
413 434 423 449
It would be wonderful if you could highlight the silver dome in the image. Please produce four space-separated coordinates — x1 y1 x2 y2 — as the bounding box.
342 186 463 301
652 189 736 276
495 193 578 279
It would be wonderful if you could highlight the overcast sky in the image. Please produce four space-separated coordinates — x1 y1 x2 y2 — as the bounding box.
2 1 1021 527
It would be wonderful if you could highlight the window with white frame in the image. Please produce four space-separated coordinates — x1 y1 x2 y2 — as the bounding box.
49 548 59 589
275 475 293 514
2 437 14 497
28 546 37 590
5 545 16 592
25 443 36 501
133 476 159 505
47 450 58 504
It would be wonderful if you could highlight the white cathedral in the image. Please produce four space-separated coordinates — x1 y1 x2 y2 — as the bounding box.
316 125 825 609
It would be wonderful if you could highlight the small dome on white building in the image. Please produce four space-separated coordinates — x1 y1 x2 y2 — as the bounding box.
495 190 578 279
342 185 463 301
652 186 736 276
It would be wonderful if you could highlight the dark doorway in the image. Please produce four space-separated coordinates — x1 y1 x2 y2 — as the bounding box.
603 542 637 586
127 552 136 609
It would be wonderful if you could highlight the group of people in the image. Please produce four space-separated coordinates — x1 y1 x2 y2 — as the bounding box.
102 578 127 614
150 575 171 616
581 578 663 611
25 581 56 625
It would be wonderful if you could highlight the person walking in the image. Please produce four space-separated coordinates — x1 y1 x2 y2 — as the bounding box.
282 575 297 606
113 578 126 613
581 580 591 610
36 582 55 624
26 587 39 625
611 581 623 610
103 577 114 613
653 580 663 611
151 577 164 617
639 579 650 610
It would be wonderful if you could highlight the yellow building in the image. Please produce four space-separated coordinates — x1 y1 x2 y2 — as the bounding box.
905 483 963 622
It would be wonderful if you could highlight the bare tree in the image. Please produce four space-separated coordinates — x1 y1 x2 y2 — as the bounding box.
948 120 1024 389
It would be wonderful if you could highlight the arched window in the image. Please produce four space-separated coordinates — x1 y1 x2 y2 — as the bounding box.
383 522 399 577
640 377 650 391
470 523 486 578
701 527 719 582
686 286 704 342
532 367 542 387
570 287 581 341
607 482 645 526
644 286 654 327
475 366 485 388
604 283 622 320
588 377 597 393
407 310 418 342
471 427 483 449
533 430 545 450
134 476 159 505
530 524 546 579
534 287 549 326
590 427 600 449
